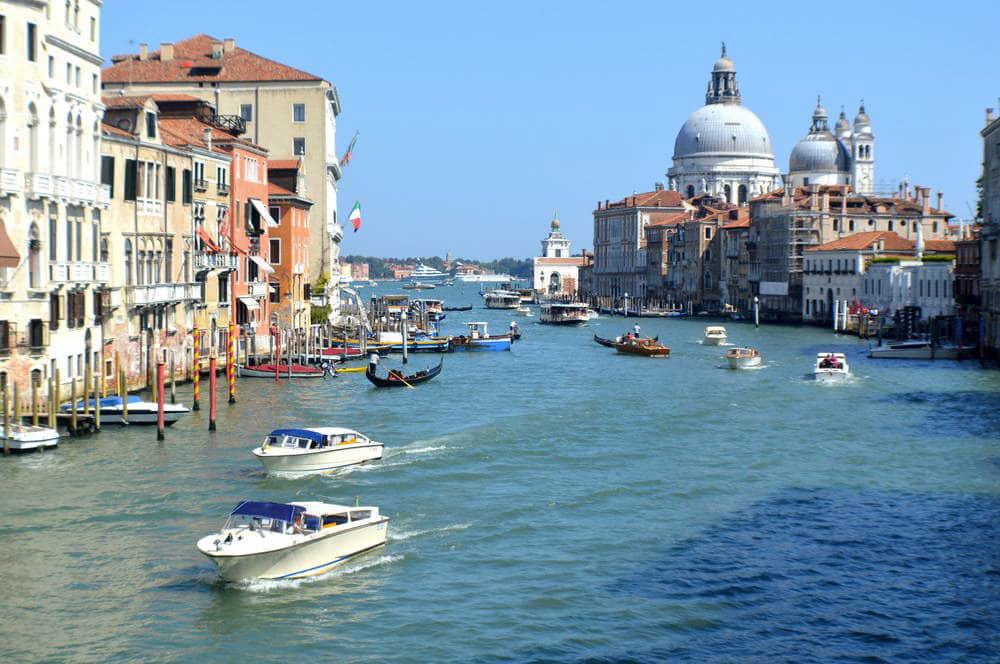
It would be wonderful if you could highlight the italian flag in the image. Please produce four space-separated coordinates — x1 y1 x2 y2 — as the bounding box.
349 201 362 233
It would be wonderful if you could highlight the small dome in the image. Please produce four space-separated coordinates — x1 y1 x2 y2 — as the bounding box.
713 42 735 72
673 103 774 159
789 133 850 173
550 218 561 230
854 102 871 127
834 109 851 137
812 97 829 121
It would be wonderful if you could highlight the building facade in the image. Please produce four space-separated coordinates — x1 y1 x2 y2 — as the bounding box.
667 46 781 203
982 107 1000 360
267 159 313 330
533 216 589 298
0 0 109 397
100 35 342 288
862 260 956 320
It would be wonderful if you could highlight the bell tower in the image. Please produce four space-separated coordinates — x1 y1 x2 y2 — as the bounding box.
851 101 875 194
541 213 571 259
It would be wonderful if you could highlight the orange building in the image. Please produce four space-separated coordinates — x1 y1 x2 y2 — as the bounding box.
267 160 313 329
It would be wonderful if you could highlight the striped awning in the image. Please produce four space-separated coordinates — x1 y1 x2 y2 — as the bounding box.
0 221 20 268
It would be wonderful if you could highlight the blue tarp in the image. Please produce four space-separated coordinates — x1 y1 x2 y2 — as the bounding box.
269 428 326 443
61 395 141 411
229 501 305 522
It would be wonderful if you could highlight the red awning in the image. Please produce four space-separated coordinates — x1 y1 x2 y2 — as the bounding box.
196 225 222 254
0 220 20 268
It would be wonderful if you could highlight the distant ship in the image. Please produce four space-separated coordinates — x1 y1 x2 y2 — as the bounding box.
405 263 449 283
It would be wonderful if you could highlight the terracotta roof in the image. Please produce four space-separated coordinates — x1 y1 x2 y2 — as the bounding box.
148 93 202 103
535 256 590 266
646 212 691 228
268 159 300 170
753 187 952 218
102 94 154 109
268 181 296 196
101 120 137 138
599 189 685 212
807 231 955 253
158 117 236 152
103 34 325 84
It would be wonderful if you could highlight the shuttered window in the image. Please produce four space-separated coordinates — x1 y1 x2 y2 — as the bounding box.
165 166 176 202
124 159 137 201
182 169 192 204
101 156 115 197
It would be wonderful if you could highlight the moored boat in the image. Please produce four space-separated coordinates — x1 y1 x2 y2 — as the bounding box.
593 333 619 347
703 326 728 345
64 395 190 425
0 423 60 451
614 337 670 357
868 339 976 360
451 322 512 351
484 291 520 309
239 363 327 378
539 302 590 325
442 305 473 312
252 427 383 475
813 352 850 382
196 500 390 581
725 346 762 369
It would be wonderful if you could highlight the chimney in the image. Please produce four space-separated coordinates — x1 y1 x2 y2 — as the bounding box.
989 108 996 124
138 43 148 61
203 127 212 151
810 189 819 211
922 189 930 216
223 38 236 53
160 43 174 61
212 41 224 59
937 191 943 211
821 190 830 212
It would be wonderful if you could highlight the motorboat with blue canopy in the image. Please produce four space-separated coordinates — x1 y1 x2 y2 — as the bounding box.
252 426 384 475
62 394 189 425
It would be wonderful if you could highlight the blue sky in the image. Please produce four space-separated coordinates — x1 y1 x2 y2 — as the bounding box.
102 0 997 259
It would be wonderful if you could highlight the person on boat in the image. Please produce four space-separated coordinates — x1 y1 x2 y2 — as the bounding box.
320 360 334 377
624 332 633 342
633 323 641 338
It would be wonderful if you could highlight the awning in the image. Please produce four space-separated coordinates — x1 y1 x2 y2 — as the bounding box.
238 296 260 311
250 255 275 274
196 225 222 253
249 198 279 228
0 221 20 268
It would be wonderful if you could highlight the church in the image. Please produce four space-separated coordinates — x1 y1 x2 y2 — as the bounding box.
786 98 875 193
533 216 590 298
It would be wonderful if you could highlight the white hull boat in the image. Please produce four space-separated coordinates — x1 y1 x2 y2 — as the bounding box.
197 501 389 581
703 326 727 346
725 347 762 369
868 340 976 360
0 423 60 451
813 353 850 382
65 396 189 425
253 427 384 475
539 302 590 325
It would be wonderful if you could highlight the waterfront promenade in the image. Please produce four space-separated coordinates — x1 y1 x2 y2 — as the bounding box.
0 284 997 662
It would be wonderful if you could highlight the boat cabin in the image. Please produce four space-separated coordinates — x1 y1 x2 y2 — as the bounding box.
265 428 366 451
464 322 491 339
815 353 847 369
704 326 727 337
223 500 376 535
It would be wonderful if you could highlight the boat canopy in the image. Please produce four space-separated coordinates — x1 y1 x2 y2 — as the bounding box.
229 500 305 522
269 428 326 443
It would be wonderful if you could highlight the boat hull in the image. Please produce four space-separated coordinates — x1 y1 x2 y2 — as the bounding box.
727 355 762 369
813 369 850 382
253 443 383 475
239 365 326 378
201 518 390 581
868 345 973 360
1 425 60 450
703 337 726 346
451 338 511 351
614 343 670 357
99 405 188 425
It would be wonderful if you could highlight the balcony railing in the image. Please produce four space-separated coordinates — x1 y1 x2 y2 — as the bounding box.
49 261 110 284
95 263 110 283
0 168 22 196
125 283 199 306
53 175 71 198
248 281 269 297
137 198 163 215
73 180 95 201
194 252 238 271
211 114 246 135
217 182 230 196
193 178 209 192
26 172 53 199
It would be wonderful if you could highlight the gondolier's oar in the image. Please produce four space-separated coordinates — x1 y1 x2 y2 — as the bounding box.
389 371 416 389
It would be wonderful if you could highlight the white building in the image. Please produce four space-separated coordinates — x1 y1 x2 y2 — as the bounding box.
787 98 875 193
533 216 588 298
0 0 109 396
667 45 781 204
863 260 955 320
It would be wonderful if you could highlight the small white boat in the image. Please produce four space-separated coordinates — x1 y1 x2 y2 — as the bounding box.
813 352 850 382
197 500 390 581
516 306 533 317
703 326 728 345
586 309 600 320
64 396 189 425
539 302 590 325
484 291 520 309
252 427 383 476
0 423 60 451
725 347 762 369
868 339 976 360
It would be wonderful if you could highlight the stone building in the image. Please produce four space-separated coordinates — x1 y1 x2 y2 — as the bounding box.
786 98 875 194
667 46 781 203
953 231 981 344
748 185 954 322
664 199 742 313
101 35 343 288
590 188 686 306
643 211 690 305
533 216 589 298
267 159 313 330
0 0 109 398
720 209 751 313
981 106 1000 360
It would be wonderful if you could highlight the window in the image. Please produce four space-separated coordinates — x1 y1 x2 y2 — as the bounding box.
91 224 97 262
932 222 938 234
269 283 280 304
145 112 156 139
66 62 71 84
240 104 253 122
49 293 60 329
293 103 306 122
124 159 137 200
803 177 810 186
0 14 5 55
92 73 97 94
218 272 228 303
833 219 839 231
165 166 176 202
293 137 305 155
888 220 893 232
74 66 80 87
164 238 173 284
48 56 54 77
686 185 695 198
216 165 228 190
124 239 132 285
89 16 95 41
849 219 855 232
48 216 57 261
269 206 281 225
269 238 281 264
27 22 37 61
182 169 192 204
704 227 711 240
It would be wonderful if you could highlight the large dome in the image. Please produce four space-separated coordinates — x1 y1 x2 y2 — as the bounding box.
789 133 850 173
673 103 774 160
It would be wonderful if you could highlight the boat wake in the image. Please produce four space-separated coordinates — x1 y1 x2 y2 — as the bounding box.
235 554 404 593
390 522 471 542
385 444 448 458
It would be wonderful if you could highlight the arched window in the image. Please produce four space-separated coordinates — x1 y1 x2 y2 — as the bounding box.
703 272 711 289
549 272 561 294
66 112 74 178
27 103 40 172
738 184 747 205
724 184 732 203
868 219 875 228
28 224 41 289
124 240 133 285
686 185 695 199
75 115 83 179
48 108 57 174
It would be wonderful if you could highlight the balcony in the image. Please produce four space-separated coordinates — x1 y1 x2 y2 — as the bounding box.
194 252 238 271
94 263 110 283
210 114 246 136
25 172 53 199
125 283 199 306
217 181 230 196
194 178 209 192
248 281 269 297
73 180 95 202
0 168 22 196
49 261 111 284
53 175 71 198
98 183 111 206
137 198 163 216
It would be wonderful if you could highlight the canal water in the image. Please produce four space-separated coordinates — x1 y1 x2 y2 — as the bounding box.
1 283 998 662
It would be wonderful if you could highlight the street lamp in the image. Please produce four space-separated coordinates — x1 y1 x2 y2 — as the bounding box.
624 292 629 318
753 295 760 328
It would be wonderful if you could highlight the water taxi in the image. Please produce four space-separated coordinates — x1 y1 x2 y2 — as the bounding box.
484 291 521 309
614 337 670 357
516 305 533 317
197 500 390 581
402 282 436 291
813 353 850 382
703 326 728 345
0 423 60 451
725 347 762 369
252 427 383 475
64 395 189 425
539 302 590 325
868 339 976 360
451 322 512 351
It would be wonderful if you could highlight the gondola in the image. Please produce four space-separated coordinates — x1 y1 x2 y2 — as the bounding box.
442 305 473 312
365 360 443 388
594 334 657 348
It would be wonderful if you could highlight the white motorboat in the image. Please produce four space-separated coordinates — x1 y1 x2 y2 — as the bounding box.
813 353 850 382
725 347 762 369
516 306 533 317
252 427 384 476
703 326 728 345
197 500 389 581
484 291 520 309
0 423 60 451
868 339 976 360
586 309 600 320
64 395 189 425
539 302 590 325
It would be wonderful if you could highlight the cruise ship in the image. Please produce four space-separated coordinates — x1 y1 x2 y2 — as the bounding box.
405 263 449 283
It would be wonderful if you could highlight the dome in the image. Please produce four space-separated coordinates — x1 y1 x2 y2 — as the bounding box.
834 109 851 138
550 217 561 230
713 55 735 73
673 103 774 159
789 132 850 173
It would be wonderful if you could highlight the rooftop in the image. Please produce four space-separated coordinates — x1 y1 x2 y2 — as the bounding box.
598 189 685 212
807 231 956 253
